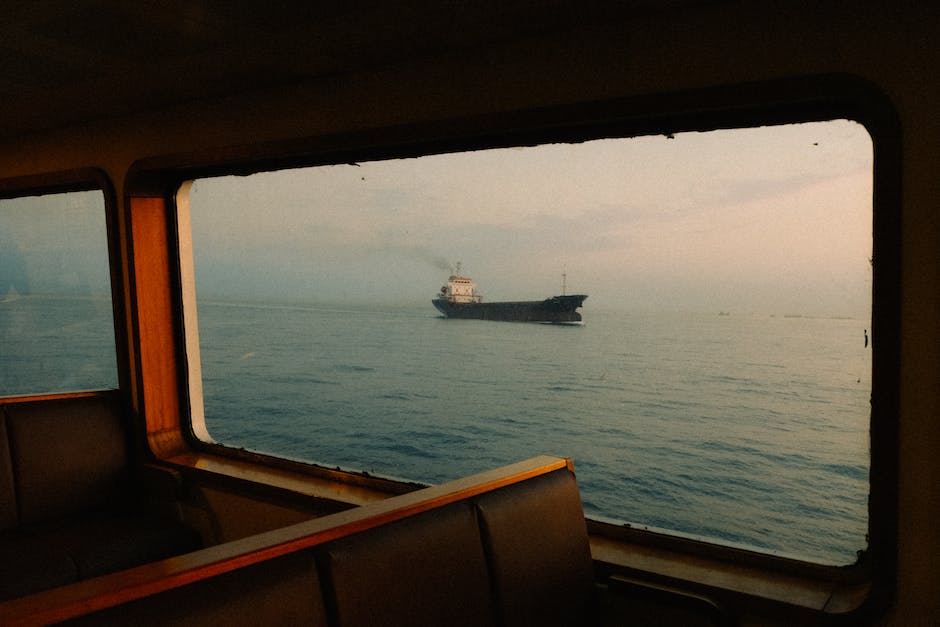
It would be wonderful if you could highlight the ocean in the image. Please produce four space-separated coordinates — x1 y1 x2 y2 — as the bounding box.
195 300 871 566
0 295 871 565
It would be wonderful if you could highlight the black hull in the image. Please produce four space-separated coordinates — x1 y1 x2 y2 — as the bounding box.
432 295 587 323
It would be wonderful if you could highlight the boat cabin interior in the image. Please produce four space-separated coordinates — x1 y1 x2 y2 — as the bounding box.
0 1 937 625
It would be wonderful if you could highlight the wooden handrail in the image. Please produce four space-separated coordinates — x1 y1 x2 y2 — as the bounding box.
0 455 572 627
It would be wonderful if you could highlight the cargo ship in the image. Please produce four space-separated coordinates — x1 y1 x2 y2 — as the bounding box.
432 267 587 323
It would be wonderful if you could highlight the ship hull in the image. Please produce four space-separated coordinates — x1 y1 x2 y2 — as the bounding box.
432 295 587 323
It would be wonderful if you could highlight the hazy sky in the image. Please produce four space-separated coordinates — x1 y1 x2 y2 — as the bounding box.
0 190 110 297
187 119 872 316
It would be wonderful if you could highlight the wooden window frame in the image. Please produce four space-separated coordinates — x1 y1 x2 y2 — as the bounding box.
124 74 900 623
0 169 128 403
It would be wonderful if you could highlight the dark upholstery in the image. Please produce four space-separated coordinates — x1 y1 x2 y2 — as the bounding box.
475 470 595 627
0 530 78 601
316 470 593 627
319 501 497 627
2 459 596 624
25 510 200 579
0 397 200 601
5 397 130 525
0 414 17 530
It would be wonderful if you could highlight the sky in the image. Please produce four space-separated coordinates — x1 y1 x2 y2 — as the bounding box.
0 190 110 297
185 119 872 317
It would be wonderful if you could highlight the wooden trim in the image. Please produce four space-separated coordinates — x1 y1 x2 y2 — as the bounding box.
0 389 119 406
129 196 186 457
164 451 411 509
0 455 570 626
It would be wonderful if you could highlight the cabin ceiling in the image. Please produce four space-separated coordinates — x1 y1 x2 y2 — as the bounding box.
0 0 704 141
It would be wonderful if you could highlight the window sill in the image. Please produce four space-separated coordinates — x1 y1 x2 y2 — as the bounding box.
590 533 872 618
163 450 408 511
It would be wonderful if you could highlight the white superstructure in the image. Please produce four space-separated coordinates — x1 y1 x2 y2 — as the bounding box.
438 275 482 303
437 263 482 303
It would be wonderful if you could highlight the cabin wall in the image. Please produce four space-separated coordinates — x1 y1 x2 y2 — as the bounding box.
0 2 937 624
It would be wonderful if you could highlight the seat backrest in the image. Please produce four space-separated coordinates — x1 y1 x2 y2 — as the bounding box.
317 467 593 627
3 395 129 524
318 500 497 627
474 469 595 627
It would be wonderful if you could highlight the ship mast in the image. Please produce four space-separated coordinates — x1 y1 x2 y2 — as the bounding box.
562 268 567 296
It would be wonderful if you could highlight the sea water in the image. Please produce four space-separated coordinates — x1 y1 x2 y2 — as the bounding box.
195 301 870 565
0 294 118 394
0 296 871 565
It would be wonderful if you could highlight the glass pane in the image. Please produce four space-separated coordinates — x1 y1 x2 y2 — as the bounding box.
0 190 117 396
184 120 872 565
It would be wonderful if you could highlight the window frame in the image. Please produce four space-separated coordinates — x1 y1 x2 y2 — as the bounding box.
0 168 128 401
127 74 900 620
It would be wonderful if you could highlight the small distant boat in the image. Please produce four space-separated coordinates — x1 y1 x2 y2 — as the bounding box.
432 265 587 324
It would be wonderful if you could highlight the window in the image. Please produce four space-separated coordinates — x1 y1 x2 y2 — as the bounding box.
0 188 117 396
179 120 872 565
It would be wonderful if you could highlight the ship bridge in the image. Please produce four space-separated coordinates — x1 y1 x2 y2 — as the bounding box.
442 275 481 303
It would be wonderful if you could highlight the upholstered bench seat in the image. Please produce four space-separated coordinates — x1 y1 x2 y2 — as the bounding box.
319 501 497 627
0 530 79 600
23 510 200 581
0 396 201 601
1 456 596 625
